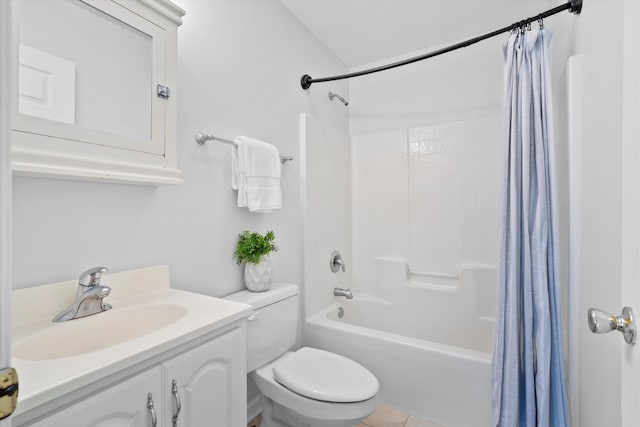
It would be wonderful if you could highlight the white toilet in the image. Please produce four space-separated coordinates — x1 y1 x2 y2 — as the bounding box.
225 283 379 427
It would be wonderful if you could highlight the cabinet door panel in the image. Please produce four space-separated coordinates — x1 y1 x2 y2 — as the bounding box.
30 366 162 427
163 327 246 427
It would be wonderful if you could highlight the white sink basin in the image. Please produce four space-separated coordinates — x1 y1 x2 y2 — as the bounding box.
14 304 187 360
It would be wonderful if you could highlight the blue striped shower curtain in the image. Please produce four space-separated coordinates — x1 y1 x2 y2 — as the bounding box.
492 28 569 427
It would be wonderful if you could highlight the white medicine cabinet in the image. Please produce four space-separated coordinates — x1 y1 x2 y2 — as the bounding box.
11 0 185 185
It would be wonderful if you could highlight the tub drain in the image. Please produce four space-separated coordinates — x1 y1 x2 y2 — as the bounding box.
337 307 344 319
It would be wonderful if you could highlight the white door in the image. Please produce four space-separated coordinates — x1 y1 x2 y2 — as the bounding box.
0 1 13 426
569 2 640 425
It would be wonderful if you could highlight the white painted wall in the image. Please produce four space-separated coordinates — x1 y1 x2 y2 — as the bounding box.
12 0 349 304
349 36 504 137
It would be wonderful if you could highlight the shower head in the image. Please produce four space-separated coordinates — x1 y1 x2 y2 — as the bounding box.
328 92 349 106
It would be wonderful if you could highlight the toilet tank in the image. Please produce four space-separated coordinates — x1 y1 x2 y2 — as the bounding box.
225 283 298 372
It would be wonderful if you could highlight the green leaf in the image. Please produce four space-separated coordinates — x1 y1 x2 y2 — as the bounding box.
233 230 278 264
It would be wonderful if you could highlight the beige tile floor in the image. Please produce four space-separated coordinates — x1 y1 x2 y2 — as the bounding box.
248 414 262 427
247 405 444 427
359 405 445 427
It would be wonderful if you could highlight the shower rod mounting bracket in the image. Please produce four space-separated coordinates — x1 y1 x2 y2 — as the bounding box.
300 0 582 90
569 0 583 14
301 74 312 90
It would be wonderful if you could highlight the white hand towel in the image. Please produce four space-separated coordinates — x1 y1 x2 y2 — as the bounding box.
231 142 247 208
231 136 282 212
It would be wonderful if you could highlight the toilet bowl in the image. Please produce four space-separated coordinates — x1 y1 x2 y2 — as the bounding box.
225 283 379 427
254 348 379 427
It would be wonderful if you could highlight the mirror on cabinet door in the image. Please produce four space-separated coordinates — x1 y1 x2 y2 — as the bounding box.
11 0 185 185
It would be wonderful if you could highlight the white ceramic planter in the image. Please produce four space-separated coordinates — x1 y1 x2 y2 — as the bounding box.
244 258 273 292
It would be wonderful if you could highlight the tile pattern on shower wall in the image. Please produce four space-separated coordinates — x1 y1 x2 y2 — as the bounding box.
407 114 501 275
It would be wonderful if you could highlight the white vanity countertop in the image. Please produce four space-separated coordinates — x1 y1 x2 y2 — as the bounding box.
11 265 252 416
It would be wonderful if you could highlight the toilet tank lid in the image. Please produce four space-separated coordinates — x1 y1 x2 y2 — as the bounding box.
224 282 298 309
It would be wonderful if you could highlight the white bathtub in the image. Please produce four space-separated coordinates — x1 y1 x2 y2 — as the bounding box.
305 296 493 427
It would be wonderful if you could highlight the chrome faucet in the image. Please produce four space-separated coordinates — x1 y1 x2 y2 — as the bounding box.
330 250 346 273
333 287 353 299
53 267 112 322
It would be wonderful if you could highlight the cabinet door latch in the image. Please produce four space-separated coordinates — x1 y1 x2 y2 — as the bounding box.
157 84 170 99
0 367 18 420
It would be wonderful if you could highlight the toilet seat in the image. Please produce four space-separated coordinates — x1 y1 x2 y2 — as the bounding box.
273 347 379 403
253 351 379 425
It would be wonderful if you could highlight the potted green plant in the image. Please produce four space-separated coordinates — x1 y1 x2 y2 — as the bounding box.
233 230 278 292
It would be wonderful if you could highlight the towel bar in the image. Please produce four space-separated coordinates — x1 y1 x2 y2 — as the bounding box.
195 132 293 164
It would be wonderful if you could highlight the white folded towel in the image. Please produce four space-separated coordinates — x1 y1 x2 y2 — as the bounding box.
231 136 282 212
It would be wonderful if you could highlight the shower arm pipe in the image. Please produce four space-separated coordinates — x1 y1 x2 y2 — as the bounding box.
300 0 582 89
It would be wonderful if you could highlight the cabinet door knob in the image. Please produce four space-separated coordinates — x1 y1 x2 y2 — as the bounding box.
171 379 182 427
146 393 157 427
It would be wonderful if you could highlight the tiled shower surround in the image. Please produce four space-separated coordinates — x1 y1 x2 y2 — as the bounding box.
352 112 501 310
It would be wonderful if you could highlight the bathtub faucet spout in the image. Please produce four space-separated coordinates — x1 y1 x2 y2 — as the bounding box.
333 287 353 299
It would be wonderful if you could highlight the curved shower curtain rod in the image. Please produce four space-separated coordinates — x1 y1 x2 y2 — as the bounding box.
300 0 582 90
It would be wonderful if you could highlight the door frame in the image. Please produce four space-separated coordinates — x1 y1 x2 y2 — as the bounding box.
621 1 640 425
0 1 13 426
567 54 582 427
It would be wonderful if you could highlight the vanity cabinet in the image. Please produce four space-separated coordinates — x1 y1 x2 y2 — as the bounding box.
11 0 185 185
29 367 163 427
21 326 246 427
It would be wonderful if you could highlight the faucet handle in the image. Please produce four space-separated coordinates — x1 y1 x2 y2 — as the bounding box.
79 266 109 286
330 251 346 273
